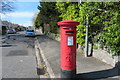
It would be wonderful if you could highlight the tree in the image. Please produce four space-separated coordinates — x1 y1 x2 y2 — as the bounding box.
34 12 41 29
36 1 60 33
1 1 14 13
35 1 120 56
56 2 120 56
98 2 120 56
56 2 86 45
56 2 104 46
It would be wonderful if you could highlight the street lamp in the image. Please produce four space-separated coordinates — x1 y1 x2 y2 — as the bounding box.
84 9 99 57
78 0 89 57
85 14 89 57
84 8 109 57
78 1 109 57
78 1 89 57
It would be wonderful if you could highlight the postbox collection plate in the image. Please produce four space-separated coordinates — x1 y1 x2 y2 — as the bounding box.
67 36 73 46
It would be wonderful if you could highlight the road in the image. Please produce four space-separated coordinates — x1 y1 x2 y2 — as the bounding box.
1 32 39 79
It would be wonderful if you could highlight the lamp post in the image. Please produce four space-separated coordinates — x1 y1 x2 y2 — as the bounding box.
85 14 89 57
78 1 107 57
84 8 108 57
78 1 89 57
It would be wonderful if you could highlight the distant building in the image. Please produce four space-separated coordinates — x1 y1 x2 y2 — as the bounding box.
1 21 9 35
1 20 26 35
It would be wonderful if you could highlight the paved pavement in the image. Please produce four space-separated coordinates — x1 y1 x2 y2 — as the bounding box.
37 35 119 80
0 35 2 80
1 33 39 79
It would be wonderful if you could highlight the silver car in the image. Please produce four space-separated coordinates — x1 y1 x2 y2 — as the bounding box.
25 29 35 37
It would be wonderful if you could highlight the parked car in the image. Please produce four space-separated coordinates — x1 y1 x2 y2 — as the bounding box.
7 29 16 34
25 29 35 37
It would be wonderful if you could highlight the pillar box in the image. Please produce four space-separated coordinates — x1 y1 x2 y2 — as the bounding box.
58 20 80 79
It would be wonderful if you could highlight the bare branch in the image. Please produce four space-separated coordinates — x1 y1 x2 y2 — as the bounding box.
0 1 14 13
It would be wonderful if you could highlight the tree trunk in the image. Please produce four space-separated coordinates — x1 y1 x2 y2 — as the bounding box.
42 26 44 34
89 42 94 57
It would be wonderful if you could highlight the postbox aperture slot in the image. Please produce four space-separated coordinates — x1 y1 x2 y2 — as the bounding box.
66 31 74 33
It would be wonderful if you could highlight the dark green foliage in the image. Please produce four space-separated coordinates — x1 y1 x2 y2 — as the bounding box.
34 1 120 56
56 2 120 56
34 1 60 33
34 13 41 29
100 2 120 56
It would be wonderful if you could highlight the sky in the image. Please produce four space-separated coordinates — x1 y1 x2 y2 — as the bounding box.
2 1 40 27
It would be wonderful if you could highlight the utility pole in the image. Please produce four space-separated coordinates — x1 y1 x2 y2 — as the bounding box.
85 14 89 57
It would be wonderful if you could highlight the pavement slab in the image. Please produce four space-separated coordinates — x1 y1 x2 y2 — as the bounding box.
37 35 119 80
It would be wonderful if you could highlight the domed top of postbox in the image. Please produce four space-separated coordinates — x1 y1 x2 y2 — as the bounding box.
58 20 80 27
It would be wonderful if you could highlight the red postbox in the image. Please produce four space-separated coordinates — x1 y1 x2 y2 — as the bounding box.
58 20 80 79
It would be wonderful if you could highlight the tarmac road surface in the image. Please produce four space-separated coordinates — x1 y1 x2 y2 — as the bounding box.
1 32 39 79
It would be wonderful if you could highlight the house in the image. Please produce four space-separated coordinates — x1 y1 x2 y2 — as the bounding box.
1 21 9 35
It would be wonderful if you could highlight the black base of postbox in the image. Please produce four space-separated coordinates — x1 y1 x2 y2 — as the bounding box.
61 69 76 80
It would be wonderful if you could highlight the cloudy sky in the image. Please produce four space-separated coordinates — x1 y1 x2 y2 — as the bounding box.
2 0 40 27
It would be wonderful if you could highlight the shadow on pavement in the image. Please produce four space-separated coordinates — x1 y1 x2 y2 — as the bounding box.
0 45 17 47
6 50 28 56
35 34 44 37
36 34 55 43
2 78 40 80
77 62 120 80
